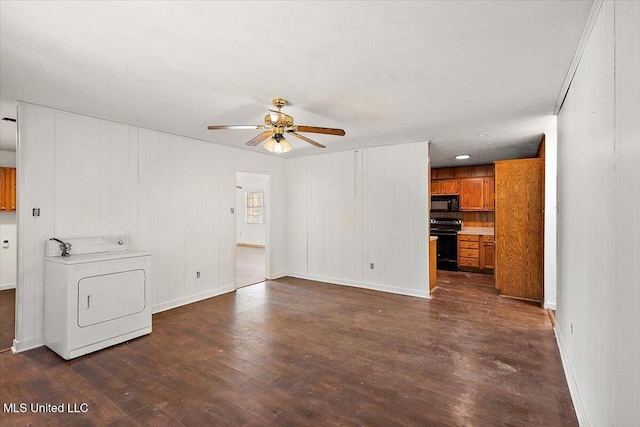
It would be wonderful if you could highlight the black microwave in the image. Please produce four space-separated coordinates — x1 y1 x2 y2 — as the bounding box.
431 195 459 212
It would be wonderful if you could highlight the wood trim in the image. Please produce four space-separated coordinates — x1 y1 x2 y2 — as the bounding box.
547 309 556 328
554 0 605 114
236 243 265 248
494 158 543 165
536 134 546 159
500 294 544 307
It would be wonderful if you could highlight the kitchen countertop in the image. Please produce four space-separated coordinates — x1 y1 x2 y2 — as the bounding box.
458 227 494 236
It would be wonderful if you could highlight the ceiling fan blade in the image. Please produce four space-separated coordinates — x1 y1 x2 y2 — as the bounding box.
207 125 268 130
294 125 345 136
287 131 326 148
246 131 273 146
268 110 286 125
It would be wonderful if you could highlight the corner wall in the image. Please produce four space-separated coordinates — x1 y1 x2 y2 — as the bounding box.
556 1 639 425
15 103 288 351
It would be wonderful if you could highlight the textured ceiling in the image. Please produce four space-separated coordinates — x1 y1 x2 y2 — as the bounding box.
0 1 592 166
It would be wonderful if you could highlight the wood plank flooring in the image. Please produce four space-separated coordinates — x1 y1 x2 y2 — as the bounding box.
236 246 265 288
0 289 15 352
0 272 577 426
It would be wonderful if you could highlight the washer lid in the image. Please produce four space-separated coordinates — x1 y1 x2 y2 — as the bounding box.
45 250 151 265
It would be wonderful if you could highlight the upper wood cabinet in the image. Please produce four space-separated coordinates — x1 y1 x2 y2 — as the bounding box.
483 177 495 210
459 177 494 211
1 167 17 212
431 165 494 210
431 178 459 195
460 178 484 210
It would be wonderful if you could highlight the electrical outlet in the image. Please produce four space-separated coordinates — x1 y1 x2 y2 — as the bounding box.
230 208 234 214
196 271 201 279
370 263 374 269
570 323 573 334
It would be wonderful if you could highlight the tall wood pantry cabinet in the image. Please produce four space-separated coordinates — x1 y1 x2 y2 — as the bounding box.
494 158 544 302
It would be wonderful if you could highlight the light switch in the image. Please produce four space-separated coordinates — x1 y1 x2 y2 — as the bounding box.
2 240 9 249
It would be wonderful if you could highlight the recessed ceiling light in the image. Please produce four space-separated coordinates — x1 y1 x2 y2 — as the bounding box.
455 154 470 160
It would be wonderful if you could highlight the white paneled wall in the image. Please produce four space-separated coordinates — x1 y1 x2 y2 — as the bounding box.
556 1 639 425
15 103 287 351
612 2 639 423
287 142 429 297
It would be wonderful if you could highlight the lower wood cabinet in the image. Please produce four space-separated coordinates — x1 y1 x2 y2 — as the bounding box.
481 236 495 270
458 233 494 273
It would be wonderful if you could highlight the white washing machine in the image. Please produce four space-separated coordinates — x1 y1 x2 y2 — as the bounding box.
44 236 152 360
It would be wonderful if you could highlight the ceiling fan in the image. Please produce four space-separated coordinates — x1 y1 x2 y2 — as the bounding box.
207 98 345 153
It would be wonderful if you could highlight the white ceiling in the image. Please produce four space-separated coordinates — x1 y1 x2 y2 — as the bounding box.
0 1 592 166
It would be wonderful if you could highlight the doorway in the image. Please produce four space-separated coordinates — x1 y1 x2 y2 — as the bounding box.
235 172 269 288
0 148 17 352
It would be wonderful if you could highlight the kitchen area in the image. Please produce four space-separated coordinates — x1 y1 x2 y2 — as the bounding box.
429 154 545 303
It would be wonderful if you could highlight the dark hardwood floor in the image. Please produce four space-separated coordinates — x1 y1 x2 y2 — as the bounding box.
0 272 577 426
0 289 15 352
236 245 266 288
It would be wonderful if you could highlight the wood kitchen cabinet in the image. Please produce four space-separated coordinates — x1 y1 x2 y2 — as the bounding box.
458 233 494 273
483 177 494 210
0 167 16 212
481 235 495 270
431 179 459 195
459 178 483 210
460 177 494 211
494 158 544 302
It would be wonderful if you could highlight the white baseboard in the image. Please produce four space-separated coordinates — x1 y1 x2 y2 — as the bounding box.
554 326 590 426
544 301 557 310
268 272 287 280
287 272 430 299
152 286 235 314
0 282 16 291
12 336 44 353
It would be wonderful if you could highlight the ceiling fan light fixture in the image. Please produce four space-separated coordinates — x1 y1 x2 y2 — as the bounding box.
207 98 344 151
264 135 292 154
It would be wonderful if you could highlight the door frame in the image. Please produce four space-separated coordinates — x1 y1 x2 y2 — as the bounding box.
234 170 271 289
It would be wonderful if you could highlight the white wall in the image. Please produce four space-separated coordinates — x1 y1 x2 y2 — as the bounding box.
0 150 17 289
556 1 639 425
15 103 288 351
286 142 429 298
543 120 557 310
236 172 268 246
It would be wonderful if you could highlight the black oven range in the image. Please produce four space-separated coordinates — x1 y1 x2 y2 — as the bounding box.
430 218 462 271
